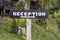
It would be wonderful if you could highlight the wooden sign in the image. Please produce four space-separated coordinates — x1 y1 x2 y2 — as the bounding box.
10 10 48 19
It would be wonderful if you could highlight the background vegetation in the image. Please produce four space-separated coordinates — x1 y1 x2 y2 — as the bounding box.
0 0 60 40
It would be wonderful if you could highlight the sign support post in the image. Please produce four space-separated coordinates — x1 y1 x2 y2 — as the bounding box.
26 19 31 40
25 1 32 40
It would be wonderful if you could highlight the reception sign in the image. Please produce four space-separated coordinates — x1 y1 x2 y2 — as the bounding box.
10 10 48 18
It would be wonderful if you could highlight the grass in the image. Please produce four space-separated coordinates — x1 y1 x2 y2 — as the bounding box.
0 14 60 40
32 18 60 40
0 31 20 40
0 17 26 40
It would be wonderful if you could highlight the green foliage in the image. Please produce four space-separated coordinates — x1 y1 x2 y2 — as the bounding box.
14 0 27 10
44 0 58 10
0 17 13 32
54 10 60 19
32 18 59 40
14 2 24 10
14 19 26 27
54 10 60 29
0 17 26 40
20 35 26 40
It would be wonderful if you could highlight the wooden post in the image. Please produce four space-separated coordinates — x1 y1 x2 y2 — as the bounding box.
26 19 31 40
24 0 31 40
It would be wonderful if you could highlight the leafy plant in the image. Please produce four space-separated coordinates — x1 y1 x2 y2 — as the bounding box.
14 0 27 10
